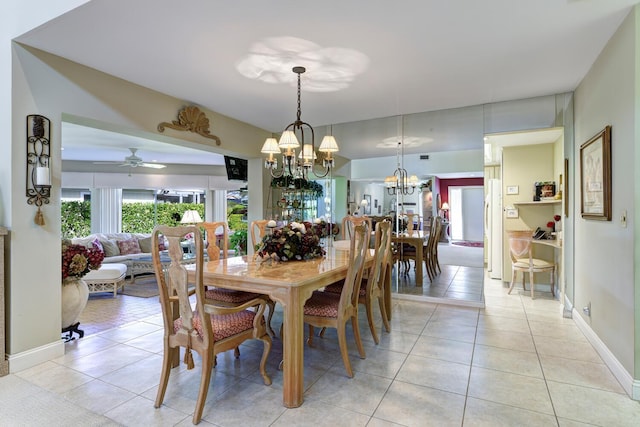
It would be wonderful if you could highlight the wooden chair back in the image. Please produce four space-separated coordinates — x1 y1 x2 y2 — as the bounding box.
341 215 372 241
201 221 229 261
405 213 421 233
362 220 392 343
507 230 534 263
250 220 269 249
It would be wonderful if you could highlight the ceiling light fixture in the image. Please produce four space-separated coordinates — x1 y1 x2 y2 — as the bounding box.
261 66 338 186
385 116 420 196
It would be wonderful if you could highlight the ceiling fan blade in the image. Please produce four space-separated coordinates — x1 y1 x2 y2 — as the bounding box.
140 163 166 169
93 161 124 165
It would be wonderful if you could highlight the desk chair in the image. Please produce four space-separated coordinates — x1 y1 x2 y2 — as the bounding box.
507 230 556 299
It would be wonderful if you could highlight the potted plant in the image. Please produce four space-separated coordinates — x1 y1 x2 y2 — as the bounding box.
61 240 104 331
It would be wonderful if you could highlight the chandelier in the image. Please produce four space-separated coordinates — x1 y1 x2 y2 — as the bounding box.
261 66 339 186
385 117 420 195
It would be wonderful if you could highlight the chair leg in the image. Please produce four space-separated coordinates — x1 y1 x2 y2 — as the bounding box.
378 295 391 333
550 267 556 297
508 270 517 294
193 350 214 425
365 296 379 344
154 342 173 409
258 334 272 386
234 347 240 358
351 315 366 359
306 324 315 346
337 323 353 378
529 270 535 299
266 299 277 338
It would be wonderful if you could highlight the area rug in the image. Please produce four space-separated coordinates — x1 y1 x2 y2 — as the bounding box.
451 240 484 248
121 276 159 298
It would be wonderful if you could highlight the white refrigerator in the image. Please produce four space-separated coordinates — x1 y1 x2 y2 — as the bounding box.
485 179 502 279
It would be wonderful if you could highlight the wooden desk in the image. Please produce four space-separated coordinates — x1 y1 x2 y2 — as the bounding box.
392 231 428 285
186 247 373 408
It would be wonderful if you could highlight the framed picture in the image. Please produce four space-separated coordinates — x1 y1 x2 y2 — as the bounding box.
363 194 371 215
374 199 378 208
506 185 519 195
580 125 611 220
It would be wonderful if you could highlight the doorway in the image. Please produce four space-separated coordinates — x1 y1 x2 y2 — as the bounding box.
449 186 484 242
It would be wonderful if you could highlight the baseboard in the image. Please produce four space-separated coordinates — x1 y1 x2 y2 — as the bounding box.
8 340 64 373
393 293 485 308
572 307 637 400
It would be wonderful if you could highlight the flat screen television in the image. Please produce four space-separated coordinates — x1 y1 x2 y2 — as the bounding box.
224 156 248 181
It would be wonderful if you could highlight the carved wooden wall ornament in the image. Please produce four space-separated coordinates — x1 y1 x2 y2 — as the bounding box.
158 106 221 145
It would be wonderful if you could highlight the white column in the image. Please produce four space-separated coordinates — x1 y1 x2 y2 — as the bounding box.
211 190 227 222
91 188 122 233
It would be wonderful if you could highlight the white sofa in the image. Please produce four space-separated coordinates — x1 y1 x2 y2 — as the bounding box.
71 232 157 279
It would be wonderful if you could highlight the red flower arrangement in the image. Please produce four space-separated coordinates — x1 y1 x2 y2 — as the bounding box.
257 222 325 262
62 240 105 281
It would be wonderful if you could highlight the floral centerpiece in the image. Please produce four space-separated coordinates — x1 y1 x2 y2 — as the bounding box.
256 222 325 262
310 219 340 239
62 239 105 281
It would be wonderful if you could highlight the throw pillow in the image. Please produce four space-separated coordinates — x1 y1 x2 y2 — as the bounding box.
138 236 152 253
102 239 120 257
91 238 104 254
117 238 142 255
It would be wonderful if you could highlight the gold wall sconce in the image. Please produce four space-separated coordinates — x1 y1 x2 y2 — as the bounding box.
26 115 51 226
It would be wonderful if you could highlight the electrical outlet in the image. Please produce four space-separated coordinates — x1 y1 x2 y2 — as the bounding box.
583 302 591 317
620 209 627 228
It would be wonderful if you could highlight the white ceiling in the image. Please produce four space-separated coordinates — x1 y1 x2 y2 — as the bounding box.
16 0 639 165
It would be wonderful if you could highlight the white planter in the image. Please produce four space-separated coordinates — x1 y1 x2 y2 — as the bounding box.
61 277 89 329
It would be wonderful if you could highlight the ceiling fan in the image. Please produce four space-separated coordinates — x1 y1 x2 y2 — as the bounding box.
93 148 166 169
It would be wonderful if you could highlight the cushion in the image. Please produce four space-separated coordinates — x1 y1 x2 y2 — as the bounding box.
102 239 120 257
173 310 256 341
304 291 340 318
117 238 142 255
83 263 127 281
91 238 104 254
205 288 261 304
138 236 152 253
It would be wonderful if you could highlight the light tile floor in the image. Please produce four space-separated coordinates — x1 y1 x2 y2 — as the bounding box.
2 274 640 426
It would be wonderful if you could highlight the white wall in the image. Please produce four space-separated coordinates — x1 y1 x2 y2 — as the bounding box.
574 7 637 382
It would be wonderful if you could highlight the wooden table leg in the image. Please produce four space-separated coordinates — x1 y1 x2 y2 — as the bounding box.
415 243 423 285
280 287 308 408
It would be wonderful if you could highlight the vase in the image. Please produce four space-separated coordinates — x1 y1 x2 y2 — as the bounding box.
61 277 89 329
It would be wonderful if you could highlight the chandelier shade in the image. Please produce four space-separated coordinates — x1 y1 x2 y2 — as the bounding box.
262 66 338 184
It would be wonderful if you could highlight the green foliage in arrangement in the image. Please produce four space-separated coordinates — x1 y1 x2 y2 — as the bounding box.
61 201 207 237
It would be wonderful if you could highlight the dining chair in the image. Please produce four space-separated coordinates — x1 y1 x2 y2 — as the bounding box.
250 219 269 250
507 230 556 299
340 215 372 241
304 223 370 377
323 220 392 344
151 225 272 425
405 213 421 232
201 221 276 337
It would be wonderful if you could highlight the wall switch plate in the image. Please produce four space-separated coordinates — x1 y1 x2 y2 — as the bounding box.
620 209 627 228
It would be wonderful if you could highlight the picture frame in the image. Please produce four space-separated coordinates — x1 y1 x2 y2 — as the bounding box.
506 185 519 195
580 126 611 221
363 194 371 215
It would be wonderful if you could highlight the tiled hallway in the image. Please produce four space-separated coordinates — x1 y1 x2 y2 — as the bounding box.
2 274 639 426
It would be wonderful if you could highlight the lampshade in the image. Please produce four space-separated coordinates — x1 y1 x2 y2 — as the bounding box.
278 130 300 149
298 144 317 160
319 135 339 153
441 202 450 210
360 198 369 206
180 210 203 224
261 137 280 154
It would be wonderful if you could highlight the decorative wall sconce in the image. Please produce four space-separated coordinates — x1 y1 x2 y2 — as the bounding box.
26 115 51 226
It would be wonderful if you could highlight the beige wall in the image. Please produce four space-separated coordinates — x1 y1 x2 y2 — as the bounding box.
574 6 638 383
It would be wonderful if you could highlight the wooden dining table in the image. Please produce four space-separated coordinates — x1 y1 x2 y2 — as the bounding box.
185 246 374 408
391 230 429 285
